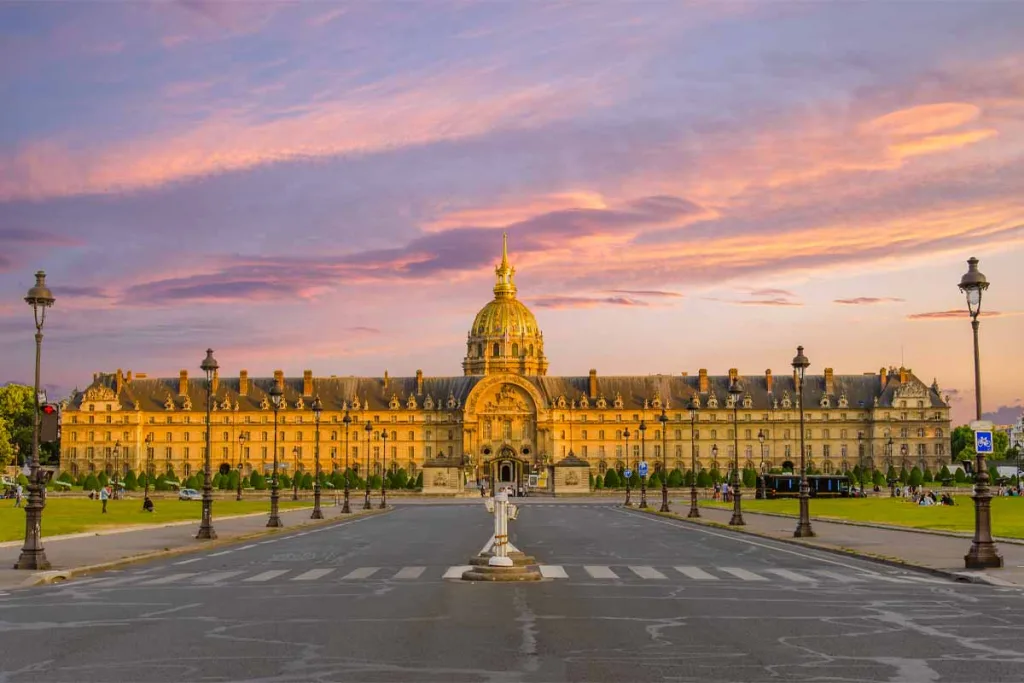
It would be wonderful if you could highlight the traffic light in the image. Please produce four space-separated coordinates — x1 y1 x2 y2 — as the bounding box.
40 403 60 443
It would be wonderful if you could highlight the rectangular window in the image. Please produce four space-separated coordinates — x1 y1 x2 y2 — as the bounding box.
581 430 588 440
581 445 588 457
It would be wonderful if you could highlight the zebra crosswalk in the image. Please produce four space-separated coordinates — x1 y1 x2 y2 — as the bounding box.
64 564 953 588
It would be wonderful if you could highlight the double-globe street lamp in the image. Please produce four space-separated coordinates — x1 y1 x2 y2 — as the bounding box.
341 410 352 513
688 397 700 518
379 428 389 509
267 383 283 528
623 428 632 506
959 257 1003 569
728 378 744 526
196 349 219 540
363 421 373 510
292 447 300 501
142 432 154 510
659 408 670 513
638 419 648 509
311 396 324 519
15 271 55 570
758 429 767 500
792 345 814 538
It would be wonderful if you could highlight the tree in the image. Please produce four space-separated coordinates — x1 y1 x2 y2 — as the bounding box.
603 469 620 488
954 468 967 484
898 466 909 485
279 473 291 489
994 431 1009 457
951 425 973 461
922 467 933 483
594 474 604 490
301 472 314 490
647 472 661 489
872 470 885 487
885 465 897 483
667 468 684 487
742 467 757 488
909 466 923 487
123 470 138 491
709 467 722 485
938 464 952 482
83 473 100 491
390 468 409 490
0 384 36 466
226 470 240 491
989 465 1000 484
414 471 423 488
98 471 109 487
696 468 712 488
250 472 266 490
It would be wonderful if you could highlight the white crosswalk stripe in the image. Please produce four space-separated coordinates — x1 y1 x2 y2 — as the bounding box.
194 571 246 585
629 566 667 580
292 568 336 581
139 573 198 586
244 570 290 583
675 566 720 580
443 565 472 579
811 570 867 583
341 567 380 580
584 565 619 579
539 565 569 579
392 566 426 580
718 567 766 581
765 569 817 583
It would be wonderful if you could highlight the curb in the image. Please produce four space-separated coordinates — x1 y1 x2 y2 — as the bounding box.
17 506 394 589
627 507 1010 587
696 505 1024 546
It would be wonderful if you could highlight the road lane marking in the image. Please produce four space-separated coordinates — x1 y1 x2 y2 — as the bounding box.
173 558 202 565
629 566 667 580
193 571 246 585
244 570 290 582
209 550 233 557
341 567 380 580
719 567 767 581
812 570 867 583
237 545 257 550
443 565 472 579
868 575 916 584
765 569 816 583
539 565 568 579
141 602 201 618
292 568 336 581
675 566 719 580
139 573 198 586
392 566 426 580
584 566 619 579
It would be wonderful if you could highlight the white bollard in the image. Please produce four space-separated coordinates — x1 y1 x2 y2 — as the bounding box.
489 491 513 567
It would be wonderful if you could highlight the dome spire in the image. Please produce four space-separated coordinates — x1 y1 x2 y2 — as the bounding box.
493 231 517 299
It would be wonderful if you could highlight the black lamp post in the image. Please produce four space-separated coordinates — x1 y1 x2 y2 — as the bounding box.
196 349 218 540
758 429 766 500
112 440 121 500
363 421 372 509
638 418 648 509
728 378 745 526
311 396 324 519
292 447 300 501
379 428 389 509
887 438 896 497
688 397 700 518
960 257 1002 569
267 383 283 527
236 433 246 501
142 432 154 510
659 408 670 512
623 428 632 506
15 272 55 571
857 433 864 486
900 443 909 477
342 410 352 513
792 345 814 538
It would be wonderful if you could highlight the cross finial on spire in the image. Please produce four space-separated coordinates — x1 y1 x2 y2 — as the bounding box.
501 231 509 268
493 232 517 298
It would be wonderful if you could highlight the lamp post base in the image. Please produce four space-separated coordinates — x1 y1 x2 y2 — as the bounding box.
729 490 745 526
965 486 1002 568
363 488 372 510
639 484 648 509
196 496 217 540
624 486 632 507
14 492 50 570
965 543 1004 569
267 488 283 528
659 484 670 513
687 486 700 518
311 487 323 519
379 490 387 509
794 494 815 537
342 485 351 514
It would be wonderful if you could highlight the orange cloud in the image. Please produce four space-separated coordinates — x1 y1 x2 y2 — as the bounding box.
862 102 981 136
890 129 998 158
907 310 1017 321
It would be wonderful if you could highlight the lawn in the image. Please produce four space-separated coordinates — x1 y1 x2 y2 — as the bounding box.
700 497 1024 538
0 498 311 543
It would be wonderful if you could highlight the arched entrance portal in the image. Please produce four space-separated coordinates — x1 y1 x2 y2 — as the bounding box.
487 446 527 493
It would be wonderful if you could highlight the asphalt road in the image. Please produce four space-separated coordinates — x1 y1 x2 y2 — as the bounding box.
2 502 1023 682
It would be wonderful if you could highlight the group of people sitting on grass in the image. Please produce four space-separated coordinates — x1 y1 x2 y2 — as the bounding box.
894 486 954 506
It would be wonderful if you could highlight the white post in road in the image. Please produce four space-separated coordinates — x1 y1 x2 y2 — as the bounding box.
489 491 513 567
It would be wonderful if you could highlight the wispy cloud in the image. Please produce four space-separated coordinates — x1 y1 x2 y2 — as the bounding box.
834 297 906 305
606 289 683 298
529 295 649 309
906 310 1013 321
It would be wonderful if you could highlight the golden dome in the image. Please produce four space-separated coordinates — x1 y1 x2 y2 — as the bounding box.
463 234 548 376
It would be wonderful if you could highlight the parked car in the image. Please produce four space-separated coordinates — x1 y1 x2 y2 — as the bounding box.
178 488 202 501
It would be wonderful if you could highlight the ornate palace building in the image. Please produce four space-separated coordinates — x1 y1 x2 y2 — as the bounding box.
60 235 952 491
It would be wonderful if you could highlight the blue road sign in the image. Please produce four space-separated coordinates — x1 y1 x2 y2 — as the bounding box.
975 431 994 454
623 469 633 479
639 461 649 477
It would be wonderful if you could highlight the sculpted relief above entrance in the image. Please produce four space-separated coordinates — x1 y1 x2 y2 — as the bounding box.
481 384 533 415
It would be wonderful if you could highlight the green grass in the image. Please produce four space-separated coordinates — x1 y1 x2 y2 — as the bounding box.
0 498 311 542
701 497 1024 538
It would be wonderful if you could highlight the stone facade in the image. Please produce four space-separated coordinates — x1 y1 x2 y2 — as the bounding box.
59 235 953 488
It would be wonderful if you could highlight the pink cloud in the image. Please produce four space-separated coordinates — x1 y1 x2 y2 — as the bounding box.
528 295 649 309
906 309 1015 321
834 297 906 305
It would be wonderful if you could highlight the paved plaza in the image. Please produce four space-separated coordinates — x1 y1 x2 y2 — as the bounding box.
2 501 1024 682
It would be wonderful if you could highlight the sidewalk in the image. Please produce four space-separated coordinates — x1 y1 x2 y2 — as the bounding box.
660 505 1024 587
0 500 387 590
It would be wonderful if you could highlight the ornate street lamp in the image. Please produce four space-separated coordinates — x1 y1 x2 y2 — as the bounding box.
292 447 300 501
267 383 283 527
311 396 324 519
792 345 814 537
196 349 218 540
638 418 648 509
728 378 745 526
659 408 670 512
857 432 864 484
112 440 121 499
341 410 352 513
379 428 389 509
688 397 700 518
236 433 246 501
363 421 373 509
758 429 766 500
959 257 1002 568
15 274 54 570
887 437 896 497
623 428 632 506
142 432 154 510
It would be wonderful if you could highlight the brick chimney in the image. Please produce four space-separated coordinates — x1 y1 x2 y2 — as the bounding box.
179 370 188 396
765 369 773 395
383 370 389 391
824 368 834 395
126 370 133 383
303 369 313 396
699 368 709 393
588 369 598 399
416 369 424 395
274 370 284 392
899 366 909 384
212 368 220 394
239 370 249 396
880 366 888 390
115 368 124 395
728 368 738 387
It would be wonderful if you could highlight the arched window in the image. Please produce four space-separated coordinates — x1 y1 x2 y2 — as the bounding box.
477 343 483 357
529 344 534 356
262 431 268 441
391 431 397 441
493 342 500 357
935 428 943 439
512 343 519 357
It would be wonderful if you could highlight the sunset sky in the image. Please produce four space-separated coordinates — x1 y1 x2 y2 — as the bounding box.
1 1 1022 427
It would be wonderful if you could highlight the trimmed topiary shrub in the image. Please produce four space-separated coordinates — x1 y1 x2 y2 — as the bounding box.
123 471 138 491
603 469 620 488
909 466 923 487
696 468 712 488
594 474 604 490
668 468 684 487
83 473 100 491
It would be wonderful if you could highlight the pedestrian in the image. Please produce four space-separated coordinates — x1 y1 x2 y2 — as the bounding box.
100 485 109 513
14 483 23 507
